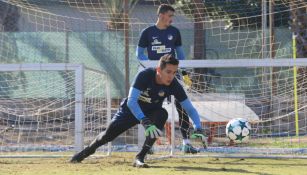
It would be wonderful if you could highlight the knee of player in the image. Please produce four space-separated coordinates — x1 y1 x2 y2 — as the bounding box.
94 131 113 145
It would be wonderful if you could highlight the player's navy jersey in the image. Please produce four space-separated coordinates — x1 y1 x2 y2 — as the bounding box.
138 25 182 60
120 68 187 115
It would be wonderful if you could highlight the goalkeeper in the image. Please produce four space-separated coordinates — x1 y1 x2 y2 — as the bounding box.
70 54 206 167
136 4 197 153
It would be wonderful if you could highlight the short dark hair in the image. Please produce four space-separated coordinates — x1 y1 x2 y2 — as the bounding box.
157 4 175 15
159 54 179 70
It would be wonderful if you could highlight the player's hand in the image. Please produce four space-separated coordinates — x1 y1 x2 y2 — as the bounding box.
191 128 208 149
181 70 192 87
141 118 162 139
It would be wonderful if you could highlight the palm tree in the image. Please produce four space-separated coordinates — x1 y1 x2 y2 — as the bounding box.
104 0 139 30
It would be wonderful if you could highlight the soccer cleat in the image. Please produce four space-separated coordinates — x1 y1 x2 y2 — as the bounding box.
182 143 199 154
70 146 95 163
133 158 149 168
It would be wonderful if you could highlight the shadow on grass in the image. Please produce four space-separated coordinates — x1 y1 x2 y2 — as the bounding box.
150 165 273 175
207 159 307 167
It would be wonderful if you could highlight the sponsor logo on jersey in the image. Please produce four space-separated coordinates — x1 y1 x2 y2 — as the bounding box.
151 39 161 45
168 34 173 40
139 96 151 103
139 88 152 103
152 45 172 54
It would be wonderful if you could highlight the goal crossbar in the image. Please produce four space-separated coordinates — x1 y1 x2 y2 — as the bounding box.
140 58 307 68
0 63 84 71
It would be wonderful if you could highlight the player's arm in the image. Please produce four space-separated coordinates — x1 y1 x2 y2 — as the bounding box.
180 98 208 147
126 70 148 120
175 28 184 60
127 87 145 120
127 87 162 139
179 98 201 129
127 70 162 139
136 46 149 60
136 28 149 60
173 80 207 143
175 46 185 60
172 79 200 128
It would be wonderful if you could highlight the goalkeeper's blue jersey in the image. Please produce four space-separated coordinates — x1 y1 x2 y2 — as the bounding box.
120 68 187 114
138 25 182 60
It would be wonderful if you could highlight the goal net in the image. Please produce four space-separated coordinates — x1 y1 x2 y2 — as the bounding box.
0 0 306 159
0 64 112 157
141 59 307 158
1 60 306 158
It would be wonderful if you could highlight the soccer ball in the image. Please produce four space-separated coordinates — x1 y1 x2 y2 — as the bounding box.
226 118 251 142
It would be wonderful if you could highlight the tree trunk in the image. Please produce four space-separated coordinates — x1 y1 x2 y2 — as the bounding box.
191 0 207 92
124 0 130 96
290 2 307 95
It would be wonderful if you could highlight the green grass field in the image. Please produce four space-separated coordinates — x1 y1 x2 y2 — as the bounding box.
1 153 307 175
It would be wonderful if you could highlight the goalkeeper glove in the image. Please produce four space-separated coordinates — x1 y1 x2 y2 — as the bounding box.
191 128 208 149
181 70 192 87
141 118 162 139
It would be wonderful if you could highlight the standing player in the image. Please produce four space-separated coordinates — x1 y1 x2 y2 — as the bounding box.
70 54 206 167
136 4 197 153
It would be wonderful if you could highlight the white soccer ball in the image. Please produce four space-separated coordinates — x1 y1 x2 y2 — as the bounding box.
226 118 251 142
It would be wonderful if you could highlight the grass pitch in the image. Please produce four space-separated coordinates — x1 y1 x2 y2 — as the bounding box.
1 153 307 175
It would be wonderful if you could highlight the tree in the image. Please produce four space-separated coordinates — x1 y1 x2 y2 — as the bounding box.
289 2 307 58
176 0 288 30
289 2 307 95
104 0 139 30
103 0 139 95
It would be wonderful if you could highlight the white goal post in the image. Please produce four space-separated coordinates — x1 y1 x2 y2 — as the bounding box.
0 63 111 156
